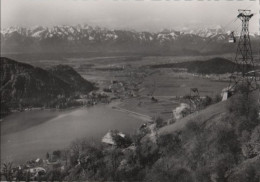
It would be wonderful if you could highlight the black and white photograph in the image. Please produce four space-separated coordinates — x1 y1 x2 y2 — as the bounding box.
1 0 260 181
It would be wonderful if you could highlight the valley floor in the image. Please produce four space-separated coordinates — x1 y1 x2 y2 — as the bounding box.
2 53 260 181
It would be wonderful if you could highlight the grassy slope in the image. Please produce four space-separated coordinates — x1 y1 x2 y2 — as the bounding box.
158 99 229 135
153 95 260 182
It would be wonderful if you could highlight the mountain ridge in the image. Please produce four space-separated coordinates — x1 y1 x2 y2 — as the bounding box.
0 57 94 117
2 25 259 54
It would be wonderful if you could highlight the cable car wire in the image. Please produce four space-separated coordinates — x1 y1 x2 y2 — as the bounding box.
199 17 238 51
199 5 256 51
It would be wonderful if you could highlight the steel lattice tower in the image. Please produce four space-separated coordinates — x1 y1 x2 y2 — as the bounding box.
230 9 258 91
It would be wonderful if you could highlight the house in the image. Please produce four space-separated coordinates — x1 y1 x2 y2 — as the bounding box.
102 130 125 145
221 86 234 101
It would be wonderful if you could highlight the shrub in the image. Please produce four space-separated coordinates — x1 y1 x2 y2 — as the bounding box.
214 94 222 103
45 169 62 181
173 168 194 182
211 124 241 157
228 163 260 182
104 148 124 181
195 167 211 182
157 133 182 155
201 96 213 108
114 134 132 148
250 124 260 142
227 89 259 133
250 124 260 154
116 155 143 182
155 117 166 128
53 150 61 158
182 121 202 142
146 158 194 182
1 162 13 181
136 140 160 167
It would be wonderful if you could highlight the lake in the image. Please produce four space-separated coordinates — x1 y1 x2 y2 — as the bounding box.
1 104 144 164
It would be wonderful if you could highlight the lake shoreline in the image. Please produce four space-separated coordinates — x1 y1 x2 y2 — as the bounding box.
1 100 145 164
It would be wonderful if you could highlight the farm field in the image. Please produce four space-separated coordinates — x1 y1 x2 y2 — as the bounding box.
117 71 229 120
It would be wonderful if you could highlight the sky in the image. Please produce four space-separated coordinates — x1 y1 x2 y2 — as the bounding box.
1 0 259 33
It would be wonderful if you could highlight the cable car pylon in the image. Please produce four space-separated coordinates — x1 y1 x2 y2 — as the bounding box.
229 9 258 93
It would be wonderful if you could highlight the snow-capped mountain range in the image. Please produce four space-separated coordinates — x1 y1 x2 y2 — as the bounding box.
0 24 237 41
1 24 259 53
